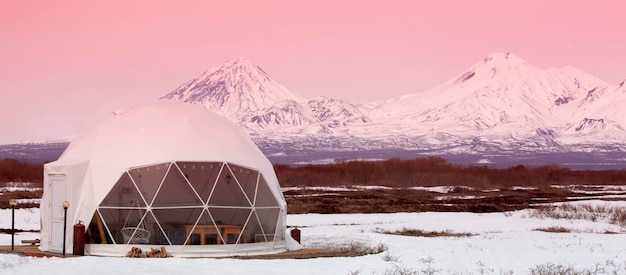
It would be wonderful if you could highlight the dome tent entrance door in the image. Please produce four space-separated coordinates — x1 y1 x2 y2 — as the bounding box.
49 175 67 252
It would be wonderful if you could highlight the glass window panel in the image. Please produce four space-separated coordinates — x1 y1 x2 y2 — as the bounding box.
128 163 170 205
274 225 285 241
208 208 251 244
152 166 203 207
140 211 170 245
98 208 126 244
176 162 222 204
100 173 146 207
186 210 221 245
207 167 252 207
255 208 281 242
274 211 285 242
254 176 280 207
120 209 150 244
95 162 285 248
228 163 258 206
152 208 203 245
86 210 112 244
208 208 250 227
243 210 264 243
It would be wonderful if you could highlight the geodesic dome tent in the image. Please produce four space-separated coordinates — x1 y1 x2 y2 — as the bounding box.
40 100 287 257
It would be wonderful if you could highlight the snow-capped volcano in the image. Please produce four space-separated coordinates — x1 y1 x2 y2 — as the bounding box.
162 58 371 134
160 54 626 162
161 58 306 119
365 53 610 136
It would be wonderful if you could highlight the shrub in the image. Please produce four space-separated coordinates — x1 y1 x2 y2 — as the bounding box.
319 241 387 257
374 227 475 238
529 203 626 226
529 263 576 275
382 265 417 275
533 226 571 233
382 251 399 262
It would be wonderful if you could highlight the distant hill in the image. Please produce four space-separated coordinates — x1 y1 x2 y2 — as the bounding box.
0 142 68 164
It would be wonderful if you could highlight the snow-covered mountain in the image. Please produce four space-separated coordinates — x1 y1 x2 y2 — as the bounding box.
563 80 626 140
160 54 626 162
162 58 306 119
239 96 371 135
586 81 626 122
363 53 611 137
162 59 371 135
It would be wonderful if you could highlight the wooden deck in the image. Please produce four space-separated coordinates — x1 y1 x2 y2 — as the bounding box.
0 245 79 258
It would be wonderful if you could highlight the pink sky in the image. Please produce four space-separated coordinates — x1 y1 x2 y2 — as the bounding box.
1 0 625 144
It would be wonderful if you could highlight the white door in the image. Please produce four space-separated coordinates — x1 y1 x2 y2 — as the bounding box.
49 176 67 252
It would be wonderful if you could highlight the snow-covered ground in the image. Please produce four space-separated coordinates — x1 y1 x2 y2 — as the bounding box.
2 200 626 274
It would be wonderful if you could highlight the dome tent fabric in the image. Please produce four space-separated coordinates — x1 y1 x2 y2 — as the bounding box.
41 100 287 257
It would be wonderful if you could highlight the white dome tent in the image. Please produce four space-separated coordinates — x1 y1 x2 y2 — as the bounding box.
40 100 287 257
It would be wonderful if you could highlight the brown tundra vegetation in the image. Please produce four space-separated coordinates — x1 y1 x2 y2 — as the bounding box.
0 159 42 208
2 157 626 214
275 157 626 214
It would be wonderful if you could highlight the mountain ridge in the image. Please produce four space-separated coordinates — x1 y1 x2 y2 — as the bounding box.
4 53 625 167
160 53 625 156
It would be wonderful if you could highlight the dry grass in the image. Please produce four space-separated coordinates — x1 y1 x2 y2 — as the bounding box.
284 186 578 214
529 261 626 275
529 203 626 226
309 241 387 258
374 227 475 238
533 226 571 233
342 241 388 257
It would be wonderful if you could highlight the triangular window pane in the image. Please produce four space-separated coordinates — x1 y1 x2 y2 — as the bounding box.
229 164 258 206
256 208 281 242
152 208 203 245
140 211 170 245
120 211 151 244
152 165 203 207
177 161 221 204
255 176 279 207
208 207 251 244
97 208 127 244
207 165 252 207
274 213 285 242
243 210 264 243
100 173 146 207
128 163 170 205
86 210 112 244
186 210 220 245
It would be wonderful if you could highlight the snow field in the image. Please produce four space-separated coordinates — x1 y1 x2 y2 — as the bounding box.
2 200 626 274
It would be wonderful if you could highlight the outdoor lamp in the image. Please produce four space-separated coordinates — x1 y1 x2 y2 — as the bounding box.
9 199 18 251
62 201 70 256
